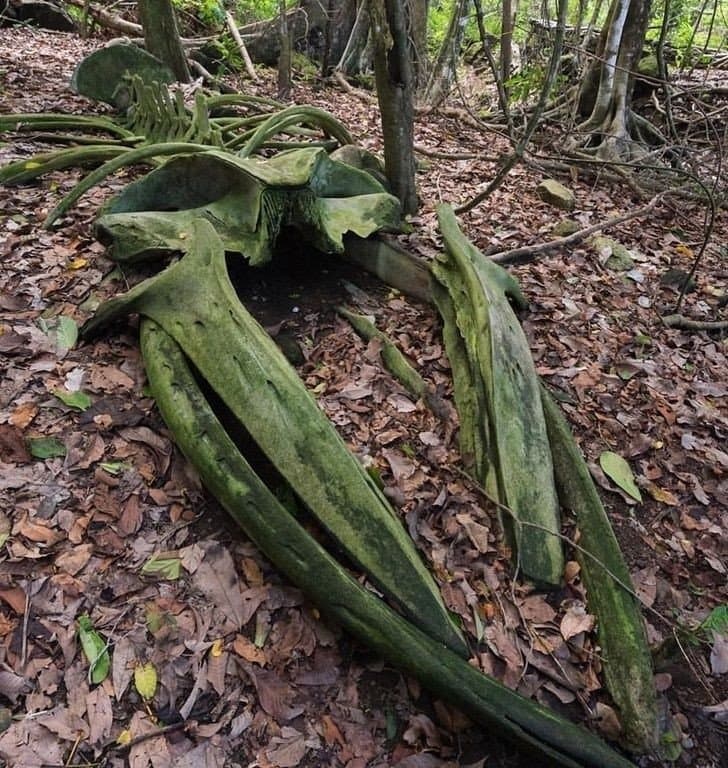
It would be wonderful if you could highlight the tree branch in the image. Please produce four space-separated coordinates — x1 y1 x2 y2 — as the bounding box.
490 194 663 265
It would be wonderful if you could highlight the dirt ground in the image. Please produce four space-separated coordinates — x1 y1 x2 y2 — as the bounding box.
0 25 727 768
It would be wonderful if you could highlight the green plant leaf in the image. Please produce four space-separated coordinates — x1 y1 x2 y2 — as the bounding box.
77 614 110 684
27 436 66 459
141 555 181 580
53 388 91 411
599 450 642 502
701 605 728 637
99 461 131 475
55 316 78 352
134 662 157 700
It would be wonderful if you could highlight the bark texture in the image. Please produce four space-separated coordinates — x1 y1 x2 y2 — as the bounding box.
575 0 652 155
370 0 418 214
137 0 190 82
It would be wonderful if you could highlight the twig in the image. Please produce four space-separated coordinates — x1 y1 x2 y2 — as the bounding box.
489 194 663 265
452 464 676 631
662 314 728 331
414 144 499 162
455 0 569 214
108 722 186 753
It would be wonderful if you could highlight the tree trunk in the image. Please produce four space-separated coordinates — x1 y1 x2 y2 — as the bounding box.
409 0 429 91
277 0 291 100
423 0 469 107
369 0 418 214
500 0 517 87
575 0 652 157
137 0 190 82
335 0 371 75
320 0 336 78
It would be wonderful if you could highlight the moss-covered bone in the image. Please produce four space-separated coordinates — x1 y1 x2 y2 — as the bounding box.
431 205 564 587
70 44 175 107
541 387 658 751
82 219 466 655
95 148 401 264
140 317 636 768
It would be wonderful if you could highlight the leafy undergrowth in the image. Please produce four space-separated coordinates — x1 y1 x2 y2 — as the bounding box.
0 28 726 768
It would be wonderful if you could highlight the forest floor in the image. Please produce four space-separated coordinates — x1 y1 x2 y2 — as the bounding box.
0 26 727 768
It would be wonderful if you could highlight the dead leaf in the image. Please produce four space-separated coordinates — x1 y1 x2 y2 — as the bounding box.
382 448 416 482
0 719 65 767
263 726 308 767
631 567 657 608
128 710 171 767
9 402 38 429
518 595 557 624
111 635 136 701
455 512 491 554
249 667 304 721
13 513 63 546
233 634 267 665
0 670 29 704
54 543 93 576
207 647 228 696
0 424 31 463
192 541 247 629
86 686 113 746
0 586 27 614
594 702 622 741
560 605 595 640
710 634 728 675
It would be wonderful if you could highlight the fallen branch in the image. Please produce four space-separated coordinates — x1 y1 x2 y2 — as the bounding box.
414 144 500 162
662 314 728 331
490 195 663 266
225 11 259 82
64 0 142 36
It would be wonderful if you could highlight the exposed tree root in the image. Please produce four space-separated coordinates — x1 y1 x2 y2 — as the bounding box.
662 314 728 332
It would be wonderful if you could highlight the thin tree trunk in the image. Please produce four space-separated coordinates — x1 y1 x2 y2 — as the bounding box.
277 0 291 100
335 0 371 75
137 0 190 82
370 0 418 214
423 0 469 107
409 0 429 91
500 0 517 88
321 0 336 78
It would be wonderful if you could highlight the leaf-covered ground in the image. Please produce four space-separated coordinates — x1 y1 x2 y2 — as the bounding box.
0 27 726 768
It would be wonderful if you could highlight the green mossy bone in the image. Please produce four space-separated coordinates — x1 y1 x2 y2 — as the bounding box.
94 148 400 265
431 205 564 587
541 387 658 751
140 315 635 768
82 218 466 655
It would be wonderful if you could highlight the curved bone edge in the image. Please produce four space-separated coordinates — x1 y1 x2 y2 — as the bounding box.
43 142 214 228
433 205 563 587
140 318 636 768
83 218 467 656
0 145 127 185
540 386 658 752
238 105 354 157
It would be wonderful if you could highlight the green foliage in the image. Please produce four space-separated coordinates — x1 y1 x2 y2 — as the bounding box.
172 0 225 30
235 0 278 24
208 33 245 73
428 0 456 55
505 65 544 103
291 51 318 79
700 605 728 637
